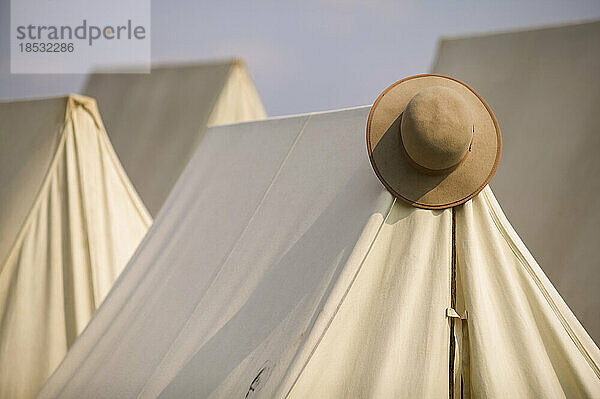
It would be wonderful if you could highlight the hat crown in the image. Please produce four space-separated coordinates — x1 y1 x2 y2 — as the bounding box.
400 86 473 171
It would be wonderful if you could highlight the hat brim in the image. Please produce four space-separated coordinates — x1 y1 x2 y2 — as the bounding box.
366 74 502 209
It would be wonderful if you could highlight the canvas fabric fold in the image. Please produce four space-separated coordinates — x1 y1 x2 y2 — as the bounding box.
286 201 451 398
454 188 600 398
0 95 151 399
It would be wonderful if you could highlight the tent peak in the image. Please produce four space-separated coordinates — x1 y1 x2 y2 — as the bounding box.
0 94 102 128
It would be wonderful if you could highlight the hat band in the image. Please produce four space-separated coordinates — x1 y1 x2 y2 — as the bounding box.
399 128 473 176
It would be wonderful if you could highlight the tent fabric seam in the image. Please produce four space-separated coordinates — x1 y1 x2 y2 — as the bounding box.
282 197 397 398
482 192 600 380
69 106 99 310
137 114 313 399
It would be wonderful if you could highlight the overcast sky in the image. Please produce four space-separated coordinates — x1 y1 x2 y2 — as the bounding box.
1 0 599 115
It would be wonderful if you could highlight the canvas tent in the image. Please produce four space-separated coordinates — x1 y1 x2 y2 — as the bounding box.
38 106 600 398
0 95 151 399
432 20 600 344
84 60 267 216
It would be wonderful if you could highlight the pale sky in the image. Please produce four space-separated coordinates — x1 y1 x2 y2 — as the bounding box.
1 0 599 116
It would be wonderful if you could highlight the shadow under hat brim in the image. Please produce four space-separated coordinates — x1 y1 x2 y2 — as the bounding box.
367 74 501 209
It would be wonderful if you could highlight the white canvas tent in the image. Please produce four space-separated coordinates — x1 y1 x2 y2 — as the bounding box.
0 95 151 399
84 60 267 216
39 106 600 398
432 20 600 344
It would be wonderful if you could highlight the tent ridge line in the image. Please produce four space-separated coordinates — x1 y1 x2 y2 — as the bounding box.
282 197 397 399
137 114 314 399
481 193 600 381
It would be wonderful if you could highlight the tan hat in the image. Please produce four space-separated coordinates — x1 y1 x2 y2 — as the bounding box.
366 74 501 209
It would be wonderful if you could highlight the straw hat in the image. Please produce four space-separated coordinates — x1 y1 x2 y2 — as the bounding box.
366 74 501 209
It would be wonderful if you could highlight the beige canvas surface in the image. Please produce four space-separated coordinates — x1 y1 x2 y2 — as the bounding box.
432 20 600 345
286 200 452 398
38 107 600 398
84 60 266 216
455 189 600 398
0 95 151 399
